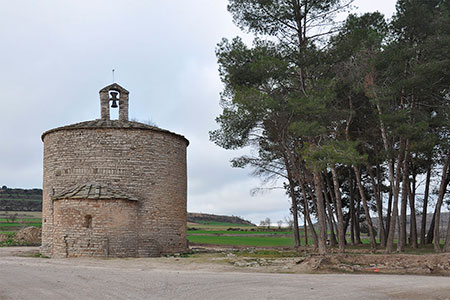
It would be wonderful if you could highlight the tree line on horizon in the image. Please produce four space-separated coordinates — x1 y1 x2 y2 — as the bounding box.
210 0 450 254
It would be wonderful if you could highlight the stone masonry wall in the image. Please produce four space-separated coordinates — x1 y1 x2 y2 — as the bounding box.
53 199 137 258
41 127 188 257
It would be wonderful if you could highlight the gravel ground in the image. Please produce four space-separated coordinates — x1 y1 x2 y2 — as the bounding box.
0 247 449 300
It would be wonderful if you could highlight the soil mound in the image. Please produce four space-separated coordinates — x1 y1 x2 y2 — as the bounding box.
298 253 450 275
13 227 41 245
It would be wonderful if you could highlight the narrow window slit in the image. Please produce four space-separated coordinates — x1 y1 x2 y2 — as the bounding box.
84 215 92 229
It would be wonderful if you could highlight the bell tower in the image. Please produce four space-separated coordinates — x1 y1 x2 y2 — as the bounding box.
99 83 129 121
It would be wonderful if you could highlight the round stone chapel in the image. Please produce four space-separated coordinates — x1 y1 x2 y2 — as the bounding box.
40 83 189 258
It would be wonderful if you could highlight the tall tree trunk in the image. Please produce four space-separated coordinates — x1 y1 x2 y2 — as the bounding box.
408 173 418 249
427 210 436 244
280 138 306 248
376 163 386 246
367 163 386 247
324 175 338 219
375 97 403 253
313 170 328 254
303 211 308 247
301 183 318 248
385 159 395 242
325 174 341 238
398 144 410 252
325 208 337 246
355 194 363 245
349 171 356 245
385 187 392 242
331 166 346 252
397 187 407 252
286 171 301 248
386 144 405 253
344 95 363 246
433 154 450 252
322 177 337 247
343 214 350 245
353 166 377 251
421 162 432 245
281 145 306 248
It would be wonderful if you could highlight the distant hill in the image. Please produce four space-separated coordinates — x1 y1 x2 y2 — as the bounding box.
188 213 255 226
0 186 42 211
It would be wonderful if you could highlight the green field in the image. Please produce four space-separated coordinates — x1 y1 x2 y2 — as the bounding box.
2 212 300 247
0 213 363 249
187 221 306 247
0 211 42 234
188 235 295 247
0 214 440 252
0 222 41 227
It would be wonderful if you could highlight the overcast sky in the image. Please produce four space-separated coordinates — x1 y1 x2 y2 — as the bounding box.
0 0 397 224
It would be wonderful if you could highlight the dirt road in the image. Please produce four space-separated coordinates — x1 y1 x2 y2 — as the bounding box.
1 247 449 300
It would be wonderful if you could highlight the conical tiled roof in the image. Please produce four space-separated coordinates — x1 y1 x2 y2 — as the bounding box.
41 119 189 144
52 182 138 201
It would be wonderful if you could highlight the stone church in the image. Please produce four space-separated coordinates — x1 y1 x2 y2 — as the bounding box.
40 83 188 258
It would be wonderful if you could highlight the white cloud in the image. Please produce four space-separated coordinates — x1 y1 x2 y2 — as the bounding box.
188 176 290 224
354 0 396 18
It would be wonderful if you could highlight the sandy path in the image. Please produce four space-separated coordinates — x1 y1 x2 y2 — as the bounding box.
1 247 449 300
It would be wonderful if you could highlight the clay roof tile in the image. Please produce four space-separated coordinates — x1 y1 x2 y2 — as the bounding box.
52 182 138 201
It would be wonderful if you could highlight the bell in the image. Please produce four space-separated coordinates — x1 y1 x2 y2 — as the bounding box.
110 91 119 108
111 99 118 108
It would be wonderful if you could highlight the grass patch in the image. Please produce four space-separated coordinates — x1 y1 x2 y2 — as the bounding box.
0 223 25 227
188 235 295 247
0 222 41 227
26 222 42 227
0 239 15 247
0 233 15 247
